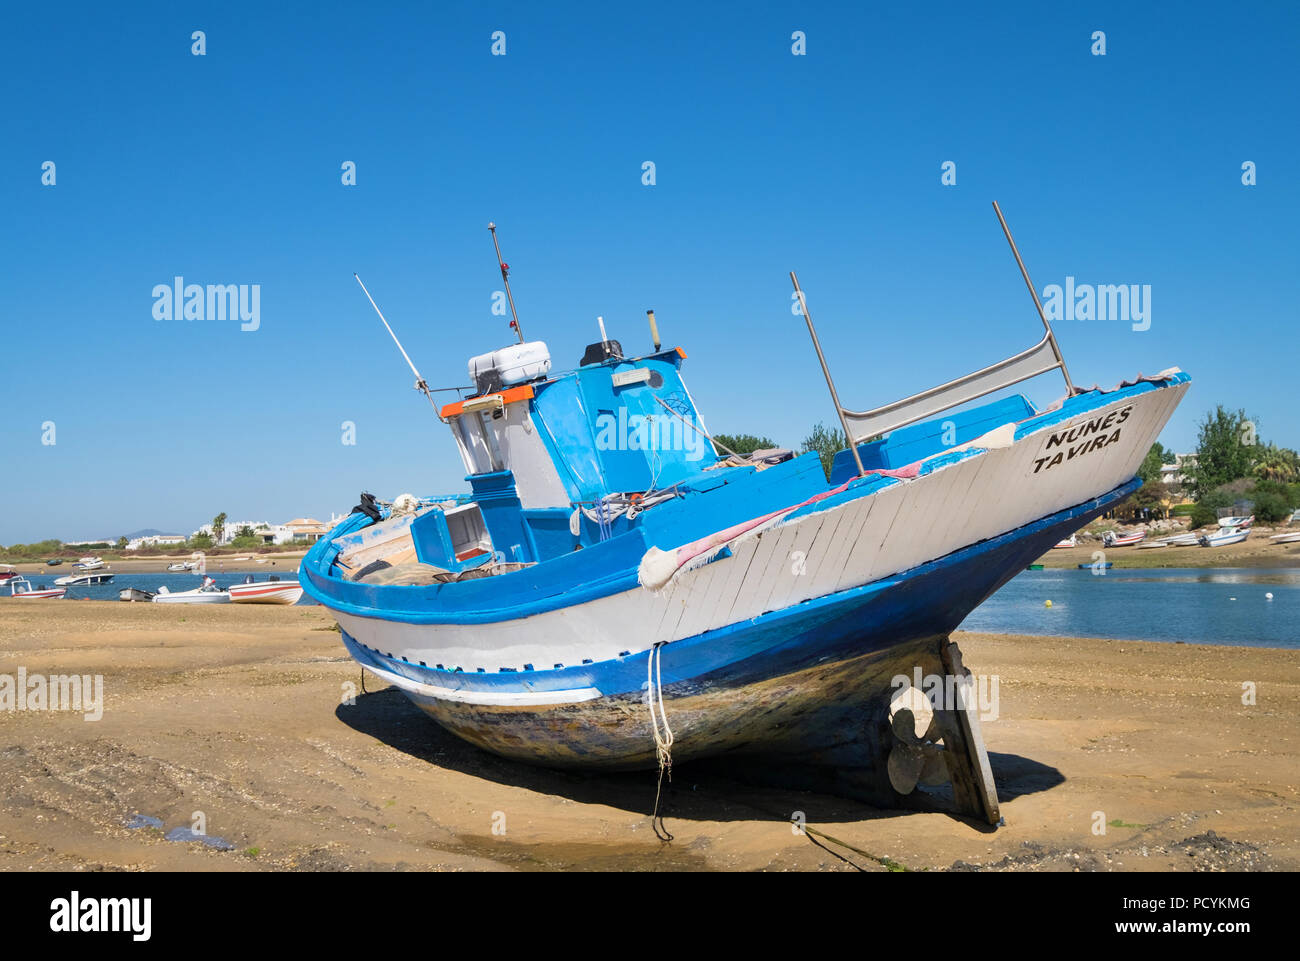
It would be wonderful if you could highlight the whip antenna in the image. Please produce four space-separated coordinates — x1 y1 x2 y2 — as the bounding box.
353 273 439 413
489 222 525 344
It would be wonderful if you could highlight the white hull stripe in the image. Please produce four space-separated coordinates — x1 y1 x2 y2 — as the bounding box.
358 656 603 706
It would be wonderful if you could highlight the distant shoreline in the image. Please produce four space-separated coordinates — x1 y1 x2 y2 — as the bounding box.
1034 536 1300 569
1 550 309 574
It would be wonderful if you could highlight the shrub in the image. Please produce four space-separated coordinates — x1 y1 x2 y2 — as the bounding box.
1251 491 1292 524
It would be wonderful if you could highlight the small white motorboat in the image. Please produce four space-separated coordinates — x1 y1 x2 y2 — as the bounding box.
0 564 18 583
1269 531 1300 544
6 577 66 599
119 587 156 602
1161 532 1201 546
1218 514 1255 529
165 562 192 573
227 576 303 605
1200 526 1250 548
1136 539 1168 549
1103 529 1147 547
152 577 231 604
73 556 107 571
55 571 116 586
1051 534 1077 549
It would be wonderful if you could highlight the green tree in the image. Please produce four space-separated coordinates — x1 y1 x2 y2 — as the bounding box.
212 512 227 545
801 422 848 480
1137 442 1170 484
235 525 255 539
189 531 214 550
116 536 128 550
1186 406 1259 501
712 433 779 457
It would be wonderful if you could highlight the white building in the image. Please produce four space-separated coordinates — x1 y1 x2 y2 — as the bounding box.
191 520 273 545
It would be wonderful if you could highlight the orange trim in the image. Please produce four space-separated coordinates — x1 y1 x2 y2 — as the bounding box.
675 347 687 359
440 384 535 419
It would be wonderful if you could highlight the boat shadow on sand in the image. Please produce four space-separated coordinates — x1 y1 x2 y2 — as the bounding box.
336 689 1062 833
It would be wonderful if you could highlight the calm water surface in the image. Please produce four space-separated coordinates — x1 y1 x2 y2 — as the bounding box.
960 567 1300 648
12 568 313 604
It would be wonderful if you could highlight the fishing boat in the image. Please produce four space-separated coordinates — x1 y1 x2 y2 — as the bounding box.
1200 526 1250 548
228 575 303 605
119 587 156 602
1269 531 1300 544
152 577 231 604
1102 529 1146 547
45 558 63 566
73 556 106 571
1051 534 1076 548
165 562 192 572
5 577 66 600
54 571 116 586
301 211 1191 823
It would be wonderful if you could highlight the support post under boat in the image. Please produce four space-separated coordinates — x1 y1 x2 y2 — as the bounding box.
705 635 1002 826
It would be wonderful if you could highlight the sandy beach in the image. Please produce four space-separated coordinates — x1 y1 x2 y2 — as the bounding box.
1 601 1296 872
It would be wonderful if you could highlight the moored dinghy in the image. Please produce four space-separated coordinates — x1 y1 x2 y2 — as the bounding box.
55 571 116 586
228 575 303 605
302 210 1191 823
152 577 231 604
6 577 66 599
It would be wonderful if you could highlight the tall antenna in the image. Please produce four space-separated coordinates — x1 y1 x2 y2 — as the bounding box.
353 273 439 413
488 222 525 344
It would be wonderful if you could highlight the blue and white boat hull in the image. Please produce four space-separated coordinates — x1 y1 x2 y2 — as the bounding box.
304 374 1189 810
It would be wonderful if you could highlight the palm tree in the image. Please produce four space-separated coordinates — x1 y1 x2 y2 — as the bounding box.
212 512 227 545
1254 444 1300 484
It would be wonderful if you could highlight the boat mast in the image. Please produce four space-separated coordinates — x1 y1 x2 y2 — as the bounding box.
353 273 440 413
991 201 1076 396
489 222 526 344
790 271 867 478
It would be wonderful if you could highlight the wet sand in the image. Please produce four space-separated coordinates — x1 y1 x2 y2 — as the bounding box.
1 602 1296 871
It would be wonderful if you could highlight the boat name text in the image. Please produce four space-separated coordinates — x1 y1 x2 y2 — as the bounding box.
1032 406 1132 475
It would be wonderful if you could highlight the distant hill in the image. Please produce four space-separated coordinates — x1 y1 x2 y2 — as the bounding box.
121 528 173 539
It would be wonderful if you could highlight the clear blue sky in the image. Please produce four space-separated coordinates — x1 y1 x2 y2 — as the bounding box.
2 2 1296 543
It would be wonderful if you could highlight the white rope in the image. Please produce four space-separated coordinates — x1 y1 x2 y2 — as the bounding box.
647 641 674 841
647 642 674 770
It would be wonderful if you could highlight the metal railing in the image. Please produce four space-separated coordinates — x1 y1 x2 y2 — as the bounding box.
791 201 1076 477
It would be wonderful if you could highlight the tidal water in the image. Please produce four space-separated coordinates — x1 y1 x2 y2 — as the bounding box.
17 568 312 604
960 567 1300 649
